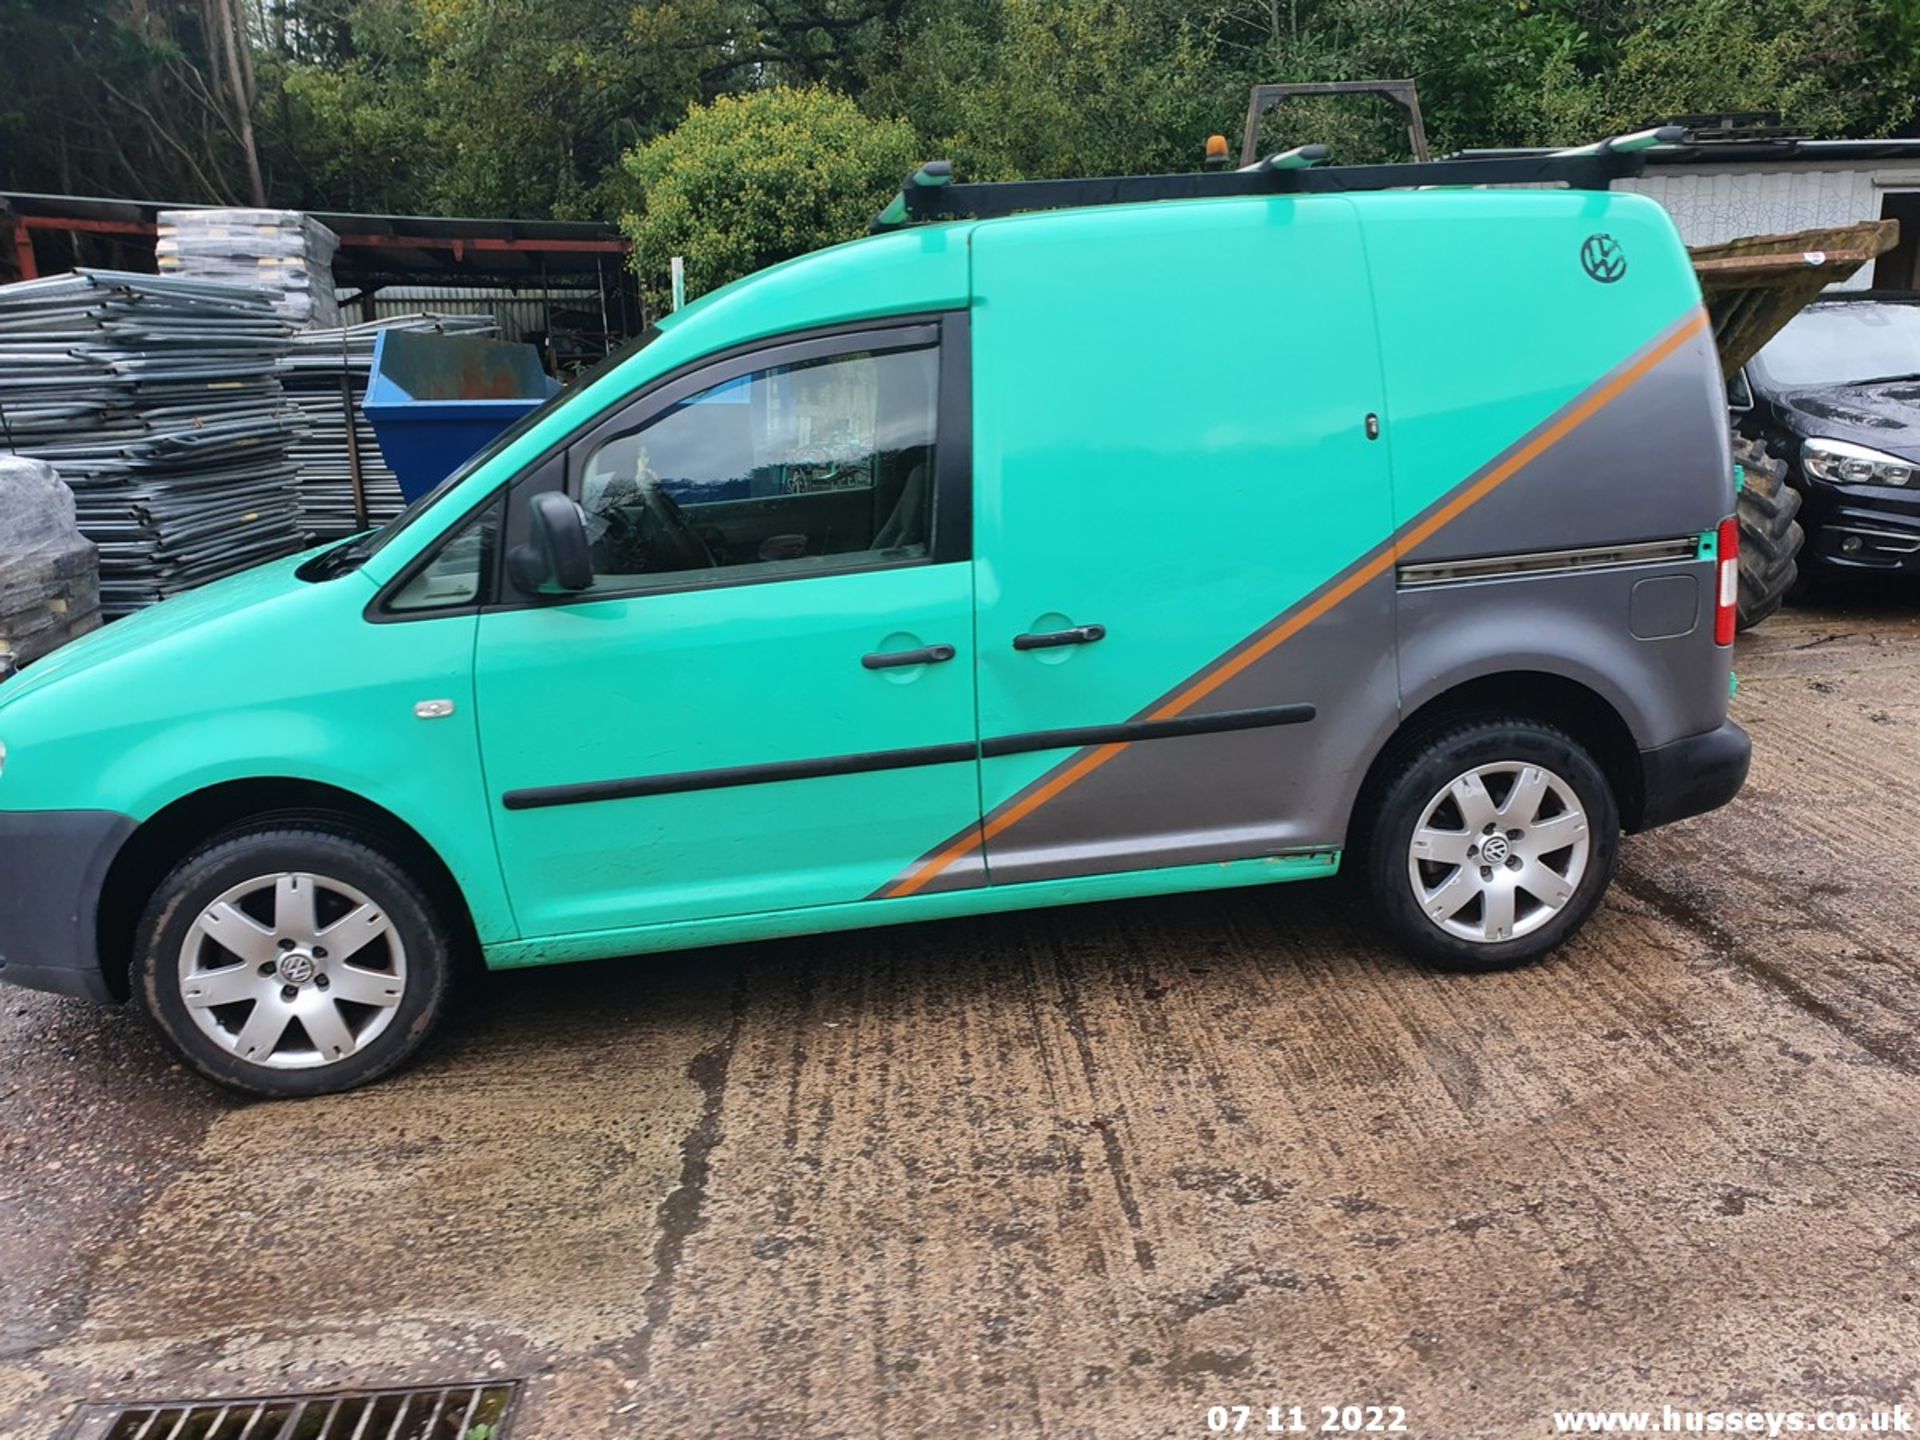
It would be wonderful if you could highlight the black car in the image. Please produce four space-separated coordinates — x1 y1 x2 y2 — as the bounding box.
1735 292 1920 579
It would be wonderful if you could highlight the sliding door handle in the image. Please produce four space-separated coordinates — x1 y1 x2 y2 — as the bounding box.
1013 623 1107 651
863 643 957 670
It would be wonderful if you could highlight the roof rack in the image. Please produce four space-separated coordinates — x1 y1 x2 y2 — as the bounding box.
870 126 1684 233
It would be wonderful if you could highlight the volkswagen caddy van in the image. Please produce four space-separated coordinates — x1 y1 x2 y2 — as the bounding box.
0 149 1751 1095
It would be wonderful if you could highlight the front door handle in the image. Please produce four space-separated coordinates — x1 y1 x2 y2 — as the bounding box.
862 643 957 670
1013 624 1107 651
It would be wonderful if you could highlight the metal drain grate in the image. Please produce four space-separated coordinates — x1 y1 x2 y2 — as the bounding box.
59 1382 520 1440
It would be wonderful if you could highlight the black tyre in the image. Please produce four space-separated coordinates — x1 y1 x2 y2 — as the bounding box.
136 826 452 1098
1363 719 1620 972
1731 433 1803 632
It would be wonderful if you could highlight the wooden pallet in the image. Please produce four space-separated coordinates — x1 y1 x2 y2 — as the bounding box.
1690 219 1900 377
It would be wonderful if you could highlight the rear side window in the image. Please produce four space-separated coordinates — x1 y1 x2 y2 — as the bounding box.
576 345 939 592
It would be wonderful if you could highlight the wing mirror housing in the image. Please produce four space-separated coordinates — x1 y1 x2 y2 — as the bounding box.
508 491 594 595
1726 368 1754 414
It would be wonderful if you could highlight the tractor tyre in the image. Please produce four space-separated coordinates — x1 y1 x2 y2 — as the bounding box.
1731 433 1803 632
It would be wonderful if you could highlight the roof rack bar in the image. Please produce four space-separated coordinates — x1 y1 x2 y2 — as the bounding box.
871 146 1657 232
872 161 954 230
1241 143 1330 173
1556 123 1689 157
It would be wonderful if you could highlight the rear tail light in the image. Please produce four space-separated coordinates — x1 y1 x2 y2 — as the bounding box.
1715 516 1739 645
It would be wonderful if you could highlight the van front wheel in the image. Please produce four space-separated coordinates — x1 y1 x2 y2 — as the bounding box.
136 827 452 1098
1364 720 1620 971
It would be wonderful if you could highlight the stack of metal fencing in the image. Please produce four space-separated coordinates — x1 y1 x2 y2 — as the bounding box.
281 313 498 540
0 269 306 618
0 455 101 671
158 209 342 329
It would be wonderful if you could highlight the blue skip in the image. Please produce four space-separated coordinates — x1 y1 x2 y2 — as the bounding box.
363 330 561 502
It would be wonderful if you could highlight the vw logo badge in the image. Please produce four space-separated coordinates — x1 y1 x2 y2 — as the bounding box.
1581 233 1627 283
277 952 317 985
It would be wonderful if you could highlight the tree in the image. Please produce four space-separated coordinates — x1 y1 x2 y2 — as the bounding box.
618 85 918 313
861 0 1220 180
4 0 1920 226
0 0 269 204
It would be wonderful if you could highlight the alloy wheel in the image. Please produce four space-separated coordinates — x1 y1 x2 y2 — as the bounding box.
177 871 408 1069
1406 762 1591 944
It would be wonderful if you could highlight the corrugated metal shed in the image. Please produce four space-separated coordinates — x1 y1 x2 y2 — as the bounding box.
348 285 601 346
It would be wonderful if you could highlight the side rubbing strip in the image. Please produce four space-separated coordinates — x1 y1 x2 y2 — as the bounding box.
1397 536 1699 588
502 705 1314 810
981 704 1314 758
879 307 1716 900
503 742 978 810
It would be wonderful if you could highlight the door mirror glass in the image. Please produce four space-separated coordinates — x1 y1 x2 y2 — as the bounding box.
1727 368 1754 413
509 491 595 594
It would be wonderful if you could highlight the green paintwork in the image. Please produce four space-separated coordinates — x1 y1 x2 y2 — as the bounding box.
476 562 980 937
968 196 1395 853
0 182 1710 976
481 850 1340 969
1354 189 1703 526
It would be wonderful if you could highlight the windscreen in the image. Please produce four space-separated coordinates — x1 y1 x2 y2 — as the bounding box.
1756 303 1920 388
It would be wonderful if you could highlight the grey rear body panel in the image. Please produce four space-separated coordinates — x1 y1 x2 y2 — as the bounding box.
980 576 1396 887
1396 559 1729 753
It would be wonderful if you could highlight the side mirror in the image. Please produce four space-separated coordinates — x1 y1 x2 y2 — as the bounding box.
1727 368 1754 414
508 491 594 594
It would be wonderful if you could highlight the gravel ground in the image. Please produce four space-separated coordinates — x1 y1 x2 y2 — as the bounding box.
2 589 1917 1440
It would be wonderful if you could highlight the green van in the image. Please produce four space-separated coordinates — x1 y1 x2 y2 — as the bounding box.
0 149 1750 1096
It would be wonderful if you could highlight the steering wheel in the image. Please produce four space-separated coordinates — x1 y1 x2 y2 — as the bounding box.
636 481 716 572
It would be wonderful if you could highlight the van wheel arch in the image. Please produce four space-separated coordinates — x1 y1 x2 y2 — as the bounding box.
1349 673 1643 856
95 779 481 1003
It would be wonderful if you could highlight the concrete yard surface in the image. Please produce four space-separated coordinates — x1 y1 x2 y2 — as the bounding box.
2 590 1918 1439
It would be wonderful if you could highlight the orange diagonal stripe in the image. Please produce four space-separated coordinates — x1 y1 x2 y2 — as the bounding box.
884 309 1709 899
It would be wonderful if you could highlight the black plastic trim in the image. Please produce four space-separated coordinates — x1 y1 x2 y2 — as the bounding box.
878 152 1647 230
503 742 980 809
931 312 972 565
862 644 957 670
1631 719 1751 832
979 704 1315 758
0 809 137 1005
1013 623 1106 651
502 703 1317 811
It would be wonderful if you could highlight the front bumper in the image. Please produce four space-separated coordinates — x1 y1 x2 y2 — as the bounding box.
1632 721 1751 833
0 810 135 1003
1801 482 1920 576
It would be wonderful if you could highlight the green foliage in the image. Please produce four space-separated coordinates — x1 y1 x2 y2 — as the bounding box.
1514 0 1920 144
3 0 1919 246
618 86 918 312
866 0 1220 180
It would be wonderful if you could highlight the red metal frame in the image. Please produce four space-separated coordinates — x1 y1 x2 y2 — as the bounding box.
5 219 36 280
2 212 629 284
333 235 629 256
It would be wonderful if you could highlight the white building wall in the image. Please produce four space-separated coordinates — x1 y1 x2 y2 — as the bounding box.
1619 163 1920 290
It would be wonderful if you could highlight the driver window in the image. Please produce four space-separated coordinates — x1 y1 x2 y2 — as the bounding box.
578 344 939 591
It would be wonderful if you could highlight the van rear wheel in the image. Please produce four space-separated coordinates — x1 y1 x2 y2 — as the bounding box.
136 827 452 1098
1364 720 1620 971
